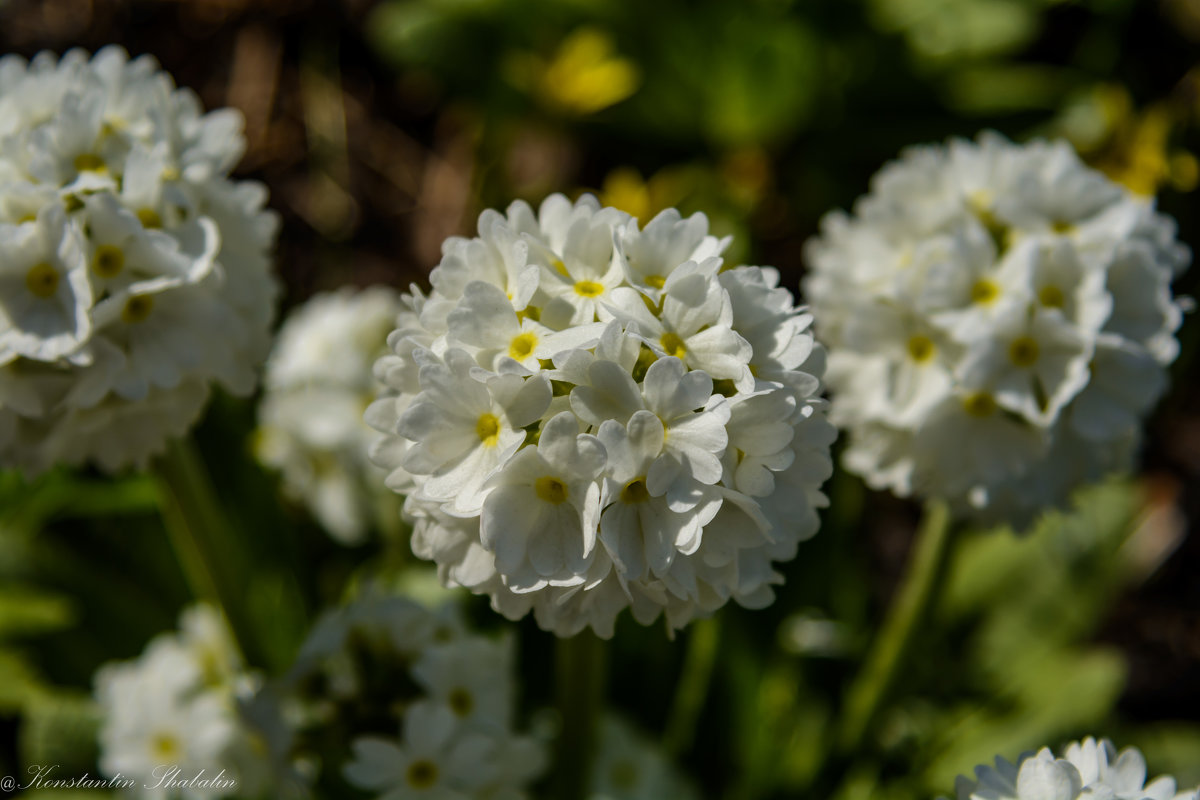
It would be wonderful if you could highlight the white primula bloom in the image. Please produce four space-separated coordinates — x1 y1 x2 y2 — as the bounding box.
256 287 403 544
280 593 544 799
0 46 278 475
944 738 1197 800
94 605 264 799
369 194 834 636
589 714 699 800
805 133 1189 526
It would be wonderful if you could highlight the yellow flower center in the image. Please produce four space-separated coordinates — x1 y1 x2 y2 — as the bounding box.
534 476 569 505
516 305 541 323
1008 336 1040 367
906 335 935 363
551 258 570 277
137 207 162 229
92 244 125 278
645 274 665 289
660 332 687 359
968 192 1011 254
970 279 1000 305
25 262 59 298
1051 220 1074 234
73 153 107 174
1038 285 1065 309
620 478 651 504
406 760 439 789
574 280 605 297
476 413 500 447
509 332 538 361
121 294 155 324
449 688 474 717
962 392 997 418
161 166 181 181
151 732 181 762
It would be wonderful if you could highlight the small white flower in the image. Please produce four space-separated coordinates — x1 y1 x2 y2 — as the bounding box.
0 203 92 364
607 257 753 389
284 594 545 800
947 738 1195 800
94 605 261 799
805 132 1189 524
344 702 485 800
480 411 606 591
589 714 699 800
400 348 552 516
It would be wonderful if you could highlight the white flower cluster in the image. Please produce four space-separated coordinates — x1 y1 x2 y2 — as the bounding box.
946 737 1199 800
0 47 278 474
589 715 699 800
286 594 545 800
367 194 834 637
804 133 1189 524
94 605 269 799
256 287 402 544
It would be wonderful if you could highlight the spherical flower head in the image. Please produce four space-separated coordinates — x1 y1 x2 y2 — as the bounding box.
368 194 834 637
93 604 266 799
281 593 546 799
0 47 280 475
804 132 1189 527
256 287 403 544
944 737 1197 800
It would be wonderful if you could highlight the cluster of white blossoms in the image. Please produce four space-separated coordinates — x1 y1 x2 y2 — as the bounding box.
256 287 402 544
284 594 545 799
589 715 698 800
804 133 1189 524
367 194 835 637
94 605 269 799
0 47 278 474
945 737 1199 800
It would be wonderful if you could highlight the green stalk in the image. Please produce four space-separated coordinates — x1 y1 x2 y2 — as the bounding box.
663 615 720 758
550 630 606 798
837 500 955 754
152 438 258 664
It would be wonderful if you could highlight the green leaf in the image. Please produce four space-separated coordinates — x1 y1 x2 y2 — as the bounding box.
0 586 74 638
924 648 1126 788
19 692 102 778
0 648 46 712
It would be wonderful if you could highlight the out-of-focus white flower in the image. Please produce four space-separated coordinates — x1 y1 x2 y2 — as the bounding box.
804 133 1189 526
368 194 834 637
0 46 278 474
256 287 403 543
944 737 1198 800
282 594 545 800
589 715 698 800
94 605 265 799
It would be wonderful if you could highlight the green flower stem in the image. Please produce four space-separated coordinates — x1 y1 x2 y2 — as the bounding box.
550 630 606 799
153 437 258 664
837 499 955 754
663 614 720 758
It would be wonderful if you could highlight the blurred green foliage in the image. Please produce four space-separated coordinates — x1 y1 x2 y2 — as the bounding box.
1 0 1198 796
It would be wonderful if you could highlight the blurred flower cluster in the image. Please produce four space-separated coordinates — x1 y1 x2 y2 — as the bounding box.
0 47 278 474
256 287 402 544
95 605 269 798
805 133 1189 524
280 594 544 799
